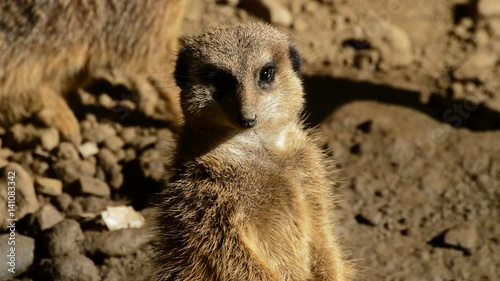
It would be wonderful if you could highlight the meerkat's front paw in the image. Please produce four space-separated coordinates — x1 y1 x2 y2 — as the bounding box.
37 107 81 145
37 89 82 145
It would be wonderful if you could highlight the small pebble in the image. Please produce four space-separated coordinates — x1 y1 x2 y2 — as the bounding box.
444 223 478 253
75 176 111 197
56 142 80 161
29 204 64 233
36 177 63 196
79 142 99 158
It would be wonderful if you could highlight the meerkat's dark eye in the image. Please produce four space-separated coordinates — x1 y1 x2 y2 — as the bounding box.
259 63 277 84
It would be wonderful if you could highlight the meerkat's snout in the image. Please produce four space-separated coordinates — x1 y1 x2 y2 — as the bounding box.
239 114 257 128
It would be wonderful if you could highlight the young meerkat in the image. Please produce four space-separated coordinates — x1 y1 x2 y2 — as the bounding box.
151 22 353 281
0 0 186 143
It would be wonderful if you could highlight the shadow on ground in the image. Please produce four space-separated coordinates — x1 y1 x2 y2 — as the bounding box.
303 75 500 131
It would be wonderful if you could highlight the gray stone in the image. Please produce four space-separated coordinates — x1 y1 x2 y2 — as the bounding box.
75 177 111 197
0 163 39 229
83 123 116 144
56 142 80 161
53 160 96 185
30 204 64 232
39 252 100 281
84 229 149 257
36 177 63 196
104 136 125 152
98 148 119 172
53 193 73 212
119 127 137 145
0 234 35 280
42 219 85 257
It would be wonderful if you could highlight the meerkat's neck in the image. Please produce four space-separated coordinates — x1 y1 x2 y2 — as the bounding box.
179 120 304 163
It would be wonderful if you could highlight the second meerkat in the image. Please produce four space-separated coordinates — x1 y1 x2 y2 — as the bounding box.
151 23 353 280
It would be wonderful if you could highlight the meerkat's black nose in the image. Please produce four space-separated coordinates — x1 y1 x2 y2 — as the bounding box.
239 116 257 128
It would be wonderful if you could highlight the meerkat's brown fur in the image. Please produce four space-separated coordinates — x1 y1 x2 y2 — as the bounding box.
151 22 353 280
0 0 186 143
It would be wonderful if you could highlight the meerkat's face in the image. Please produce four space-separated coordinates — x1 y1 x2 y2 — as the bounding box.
175 23 304 133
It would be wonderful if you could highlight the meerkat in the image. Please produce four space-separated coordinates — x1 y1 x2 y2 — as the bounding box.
0 0 186 143
150 22 353 281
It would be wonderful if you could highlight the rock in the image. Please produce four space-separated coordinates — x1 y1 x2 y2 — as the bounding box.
9 152 33 169
357 206 382 226
124 148 137 162
454 50 497 80
39 128 60 151
478 0 500 18
56 142 80 161
104 136 124 152
38 252 100 281
366 22 413 68
140 149 164 181
42 219 85 257
0 163 39 229
6 124 39 149
109 165 124 190
83 123 116 144
31 159 50 176
36 177 63 196
444 223 478 253
119 127 137 145
0 234 35 280
74 177 111 197
28 204 64 233
101 206 146 231
98 148 119 172
84 229 149 257
98 94 116 109
75 196 109 214
78 142 99 158
53 160 96 185
242 0 293 27
52 193 73 212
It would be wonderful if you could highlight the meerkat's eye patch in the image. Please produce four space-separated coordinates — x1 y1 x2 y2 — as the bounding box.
202 66 237 100
174 48 190 91
288 46 301 74
259 62 277 85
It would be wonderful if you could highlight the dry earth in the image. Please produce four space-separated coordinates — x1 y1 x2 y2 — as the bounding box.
0 0 499 280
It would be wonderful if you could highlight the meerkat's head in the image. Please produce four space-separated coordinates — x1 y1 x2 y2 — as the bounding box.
174 22 303 133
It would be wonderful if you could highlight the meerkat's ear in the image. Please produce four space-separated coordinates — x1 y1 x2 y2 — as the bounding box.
174 47 189 91
288 45 301 74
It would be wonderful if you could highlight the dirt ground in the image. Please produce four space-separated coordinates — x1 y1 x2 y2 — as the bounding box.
1 0 499 280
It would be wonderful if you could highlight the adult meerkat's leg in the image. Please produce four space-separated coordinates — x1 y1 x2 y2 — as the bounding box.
37 86 81 144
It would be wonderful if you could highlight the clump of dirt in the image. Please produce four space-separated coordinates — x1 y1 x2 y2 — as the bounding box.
0 0 499 280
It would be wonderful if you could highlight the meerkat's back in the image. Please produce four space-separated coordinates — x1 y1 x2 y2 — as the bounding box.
151 22 353 280
0 0 186 143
